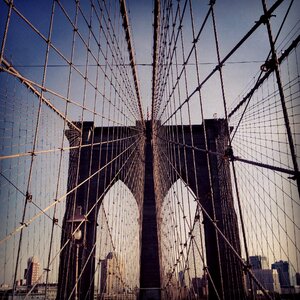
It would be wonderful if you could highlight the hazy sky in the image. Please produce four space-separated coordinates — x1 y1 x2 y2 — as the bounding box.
124 0 300 119
1 0 299 119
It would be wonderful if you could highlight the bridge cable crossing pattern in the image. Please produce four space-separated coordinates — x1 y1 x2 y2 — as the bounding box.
0 0 299 299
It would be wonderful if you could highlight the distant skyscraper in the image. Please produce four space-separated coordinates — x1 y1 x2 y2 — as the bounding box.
249 255 268 269
178 271 185 287
191 276 208 297
246 269 281 294
100 252 113 296
25 256 40 286
296 272 300 285
99 252 124 297
271 260 291 287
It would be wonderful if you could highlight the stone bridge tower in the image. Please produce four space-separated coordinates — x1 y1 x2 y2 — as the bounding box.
57 119 245 300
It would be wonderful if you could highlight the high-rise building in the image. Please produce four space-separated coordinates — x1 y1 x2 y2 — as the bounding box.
246 269 281 294
25 256 40 286
271 260 291 287
249 255 269 270
191 275 208 297
99 252 125 297
178 271 185 287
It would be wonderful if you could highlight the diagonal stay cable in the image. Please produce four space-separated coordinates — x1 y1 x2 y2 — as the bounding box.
229 1 297 141
0 62 137 127
159 0 285 128
1 58 81 133
0 134 140 160
24 128 143 299
119 0 145 127
58 141 142 299
158 138 273 300
155 5 212 122
0 136 142 246
3 0 141 122
154 131 299 177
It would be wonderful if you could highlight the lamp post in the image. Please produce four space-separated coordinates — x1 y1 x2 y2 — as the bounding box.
67 206 86 300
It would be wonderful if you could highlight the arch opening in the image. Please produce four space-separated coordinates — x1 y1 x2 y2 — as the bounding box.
94 180 140 299
160 179 207 299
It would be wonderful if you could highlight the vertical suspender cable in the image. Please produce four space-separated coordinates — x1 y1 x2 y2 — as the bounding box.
261 0 300 197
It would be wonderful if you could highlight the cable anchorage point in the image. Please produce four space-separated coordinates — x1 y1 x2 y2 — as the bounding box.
224 145 234 161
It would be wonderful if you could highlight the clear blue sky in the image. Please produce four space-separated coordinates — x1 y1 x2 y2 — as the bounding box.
125 0 300 119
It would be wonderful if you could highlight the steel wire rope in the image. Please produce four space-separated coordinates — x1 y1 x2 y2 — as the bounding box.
158 0 286 128
232 160 299 263
232 158 300 287
157 138 273 299
154 2 179 120
99 0 142 117
169 10 203 297
0 134 140 161
210 3 259 296
0 135 141 245
189 1 230 297
155 138 222 299
0 0 13 62
3 0 141 125
153 0 171 113
232 139 299 206
153 0 173 120
261 0 300 199
164 27 184 282
286 44 300 273
7 60 278 69
23 134 142 299
164 24 195 285
228 34 300 120
0 61 138 130
229 0 296 142
44 1 82 293
154 0 188 121
156 126 210 296
57 0 142 120
11 0 56 295
113 34 137 290
100 3 143 123
67 143 142 299
60 1 104 291
119 0 145 126
151 0 160 121
84 4 111 294
81 131 142 291
0 58 82 132
156 6 213 123
75 4 100 297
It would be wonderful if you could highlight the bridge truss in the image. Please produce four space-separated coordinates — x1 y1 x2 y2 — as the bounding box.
0 0 299 299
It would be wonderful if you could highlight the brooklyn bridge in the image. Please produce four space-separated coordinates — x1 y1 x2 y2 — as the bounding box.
0 0 299 299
